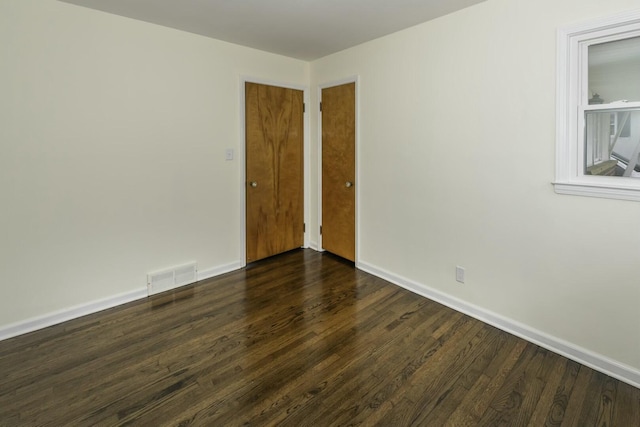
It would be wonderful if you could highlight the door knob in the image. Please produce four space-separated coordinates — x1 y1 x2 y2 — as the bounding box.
249 181 258 187
345 181 353 188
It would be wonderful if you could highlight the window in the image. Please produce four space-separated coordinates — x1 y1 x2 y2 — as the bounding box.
555 9 640 201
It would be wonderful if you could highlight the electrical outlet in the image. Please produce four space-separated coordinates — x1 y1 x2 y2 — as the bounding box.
456 266 465 283
225 148 234 160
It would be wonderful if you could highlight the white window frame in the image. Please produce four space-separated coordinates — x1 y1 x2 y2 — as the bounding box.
555 9 640 201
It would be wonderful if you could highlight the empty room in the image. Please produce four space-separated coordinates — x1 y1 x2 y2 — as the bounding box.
1 0 639 425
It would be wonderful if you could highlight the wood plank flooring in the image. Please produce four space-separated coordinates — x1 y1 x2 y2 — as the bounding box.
0 249 638 426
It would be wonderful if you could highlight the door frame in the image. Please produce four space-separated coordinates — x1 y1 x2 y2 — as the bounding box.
239 76 311 266
317 76 360 263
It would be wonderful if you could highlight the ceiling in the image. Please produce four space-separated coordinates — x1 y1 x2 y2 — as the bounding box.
59 0 486 61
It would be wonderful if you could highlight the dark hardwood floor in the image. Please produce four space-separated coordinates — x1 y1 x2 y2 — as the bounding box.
0 249 638 426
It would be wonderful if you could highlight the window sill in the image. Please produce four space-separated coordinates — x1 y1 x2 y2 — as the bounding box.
553 181 640 202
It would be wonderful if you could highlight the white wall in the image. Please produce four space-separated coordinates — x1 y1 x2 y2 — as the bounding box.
0 0 308 327
310 0 640 377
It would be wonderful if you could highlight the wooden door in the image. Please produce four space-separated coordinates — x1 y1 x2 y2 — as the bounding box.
245 82 304 262
322 82 356 262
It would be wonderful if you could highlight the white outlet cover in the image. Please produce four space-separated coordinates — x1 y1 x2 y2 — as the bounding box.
225 148 234 160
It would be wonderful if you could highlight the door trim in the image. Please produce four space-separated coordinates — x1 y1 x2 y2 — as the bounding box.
317 76 360 263
240 76 311 266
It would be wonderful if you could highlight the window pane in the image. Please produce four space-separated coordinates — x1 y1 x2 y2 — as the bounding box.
588 36 640 104
585 108 640 177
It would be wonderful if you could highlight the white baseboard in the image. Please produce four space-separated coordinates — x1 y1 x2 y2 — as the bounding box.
0 260 245 342
198 261 243 281
357 260 640 389
309 241 319 251
0 288 147 342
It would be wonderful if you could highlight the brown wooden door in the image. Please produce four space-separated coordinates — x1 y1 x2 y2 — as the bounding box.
245 82 304 262
322 82 356 262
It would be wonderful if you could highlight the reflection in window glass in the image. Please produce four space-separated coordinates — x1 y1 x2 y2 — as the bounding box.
585 109 640 177
589 36 640 104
